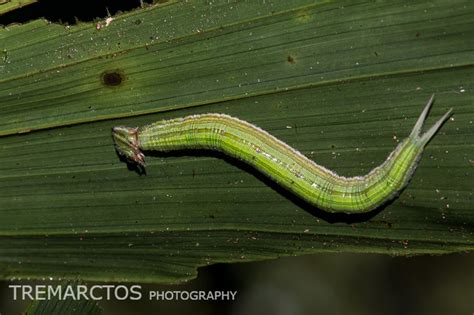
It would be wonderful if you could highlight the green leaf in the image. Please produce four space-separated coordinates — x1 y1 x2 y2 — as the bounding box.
25 284 102 315
0 0 473 284
0 0 37 15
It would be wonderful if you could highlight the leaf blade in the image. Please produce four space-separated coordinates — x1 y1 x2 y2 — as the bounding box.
0 0 473 284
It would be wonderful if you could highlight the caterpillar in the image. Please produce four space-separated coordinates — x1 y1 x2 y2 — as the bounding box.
112 95 452 214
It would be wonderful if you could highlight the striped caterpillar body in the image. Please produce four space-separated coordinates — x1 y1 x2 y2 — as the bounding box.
112 95 452 214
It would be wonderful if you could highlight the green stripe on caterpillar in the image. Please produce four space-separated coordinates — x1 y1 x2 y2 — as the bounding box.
112 95 452 214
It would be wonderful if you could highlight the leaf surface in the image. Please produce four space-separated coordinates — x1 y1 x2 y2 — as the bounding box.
0 0 473 283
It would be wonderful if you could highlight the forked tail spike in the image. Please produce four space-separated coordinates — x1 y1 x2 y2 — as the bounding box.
420 107 453 145
409 94 453 146
409 94 435 139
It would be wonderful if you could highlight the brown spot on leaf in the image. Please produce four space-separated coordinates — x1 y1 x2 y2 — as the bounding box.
100 69 124 87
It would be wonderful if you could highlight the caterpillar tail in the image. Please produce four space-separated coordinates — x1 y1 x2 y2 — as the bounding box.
409 94 453 147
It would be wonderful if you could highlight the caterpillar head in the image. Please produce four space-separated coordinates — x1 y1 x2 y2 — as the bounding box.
112 126 146 167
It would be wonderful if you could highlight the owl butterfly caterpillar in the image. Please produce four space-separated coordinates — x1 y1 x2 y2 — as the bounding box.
112 95 452 214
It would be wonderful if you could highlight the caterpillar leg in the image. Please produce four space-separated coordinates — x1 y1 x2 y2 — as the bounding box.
409 94 453 146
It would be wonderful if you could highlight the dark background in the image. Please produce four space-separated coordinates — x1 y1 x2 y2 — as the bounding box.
1 252 474 314
0 0 156 26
